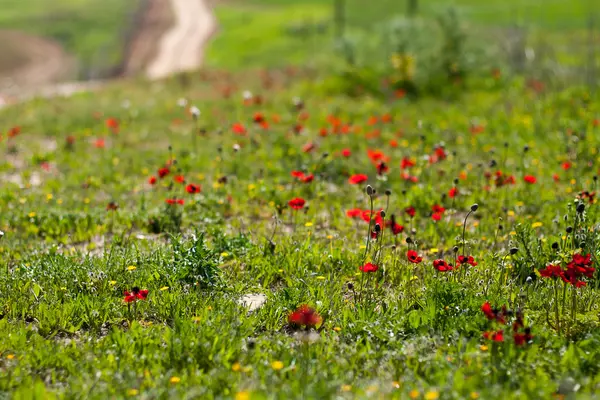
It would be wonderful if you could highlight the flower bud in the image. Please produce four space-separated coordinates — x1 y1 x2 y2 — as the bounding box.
366 185 374 196
380 210 386 218
576 203 585 213
510 247 518 255
406 237 413 244
470 204 479 212
551 242 559 250
385 189 391 196
566 226 573 234
453 246 459 253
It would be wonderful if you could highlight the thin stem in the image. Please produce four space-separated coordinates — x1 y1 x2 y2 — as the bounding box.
462 210 473 257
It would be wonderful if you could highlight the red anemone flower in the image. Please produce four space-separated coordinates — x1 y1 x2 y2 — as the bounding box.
341 148 351 157
288 304 322 328
288 197 306 210
186 184 201 194
158 167 170 178
360 263 379 273
348 174 368 185
448 187 459 198
523 175 537 184
166 198 184 205
376 161 389 175
174 175 185 184
124 287 149 303
346 209 362 218
232 122 247 135
407 250 422 264
400 157 415 169
539 264 563 279
300 174 314 183
148 176 157 185
433 259 453 272
291 170 305 178
457 255 478 267
405 206 416 218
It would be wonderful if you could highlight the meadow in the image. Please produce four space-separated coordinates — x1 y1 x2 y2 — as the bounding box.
0 0 141 78
1 1 600 399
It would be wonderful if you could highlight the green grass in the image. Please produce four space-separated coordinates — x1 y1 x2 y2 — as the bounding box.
0 68 600 397
206 0 599 76
0 0 140 76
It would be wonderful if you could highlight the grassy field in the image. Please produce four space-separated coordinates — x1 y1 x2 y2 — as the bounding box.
1 66 600 397
0 0 141 77
206 0 598 74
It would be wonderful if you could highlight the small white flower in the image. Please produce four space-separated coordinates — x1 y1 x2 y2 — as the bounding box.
0 230 4 238
292 96 302 106
177 98 188 107
190 106 200 118
242 90 253 100
233 144 241 152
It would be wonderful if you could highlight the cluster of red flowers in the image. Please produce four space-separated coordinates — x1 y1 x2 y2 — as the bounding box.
124 287 149 303
288 304 322 328
291 170 314 183
485 170 516 189
481 302 533 346
539 253 595 288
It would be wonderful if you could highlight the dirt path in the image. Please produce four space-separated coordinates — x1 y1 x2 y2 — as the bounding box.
146 0 216 79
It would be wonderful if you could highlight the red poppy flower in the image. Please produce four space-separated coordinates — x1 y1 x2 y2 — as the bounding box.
232 122 246 135
407 250 422 264
174 175 185 184
319 127 328 137
561 161 572 170
376 161 389 175
481 302 507 324
341 149 351 157
390 220 404 235
105 117 119 133
300 174 314 183
288 197 306 210
433 259 453 272
579 191 595 203
346 209 362 218
148 176 157 185
539 264 563 279
186 184 201 194
367 149 389 164
483 330 504 342
513 331 533 346
288 304 322 327
8 126 21 138
432 212 442 221
166 198 184 205
158 167 170 178
360 263 379 273
253 112 265 123
523 175 537 184
405 206 416 218
291 170 305 178
348 174 368 185
124 287 149 303
457 255 478 267
432 204 445 214
302 142 315 153
448 187 459 198
94 138 105 148
400 157 415 169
